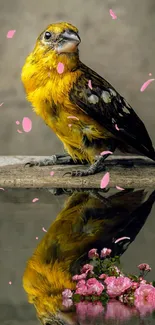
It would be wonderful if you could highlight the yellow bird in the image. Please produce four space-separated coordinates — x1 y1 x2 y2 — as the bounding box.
21 22 155 177
23 189 155 324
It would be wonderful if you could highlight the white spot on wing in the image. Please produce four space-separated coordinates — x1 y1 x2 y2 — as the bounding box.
122 106 130 114
123 99 131 108
101 91 111 103
88 94 99 104
109 88 117 96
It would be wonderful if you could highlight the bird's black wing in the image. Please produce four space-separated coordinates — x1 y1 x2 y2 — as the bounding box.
70 63 155 160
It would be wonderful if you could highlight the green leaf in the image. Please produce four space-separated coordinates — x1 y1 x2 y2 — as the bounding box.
73 294 81 303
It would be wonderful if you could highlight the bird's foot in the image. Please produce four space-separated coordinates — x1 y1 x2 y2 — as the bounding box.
63 160 106 177
25 154 76 167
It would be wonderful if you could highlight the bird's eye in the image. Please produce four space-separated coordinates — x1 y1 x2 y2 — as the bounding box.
44 31 52 40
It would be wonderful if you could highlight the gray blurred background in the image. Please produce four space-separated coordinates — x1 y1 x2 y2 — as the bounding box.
0 0 155 324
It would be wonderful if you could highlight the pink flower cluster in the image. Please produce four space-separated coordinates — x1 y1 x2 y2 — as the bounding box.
76 278 104 296
134 284 155 316
62 247 155 319
105 276 133 298
88 248 111 259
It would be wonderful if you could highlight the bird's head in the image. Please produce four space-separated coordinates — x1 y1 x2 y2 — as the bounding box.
38 22 81 54
31 22 81 71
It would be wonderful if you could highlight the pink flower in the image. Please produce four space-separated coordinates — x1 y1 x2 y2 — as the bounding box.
81 264 94 274
105 276 133 298
138 263 151 271
99 273 107 280
76 301 104 319
86 278 104 296
100 248 112 258
88 248 99 259
134 284 155 315
132 282 139 289
62 289 73 299
140 280 147 284
76 280 86 287
105 300 137 321
62 298 73 308
75 279 88 295
72 273 87 281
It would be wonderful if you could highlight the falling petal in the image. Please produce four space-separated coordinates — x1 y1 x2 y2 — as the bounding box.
115 237 130 244
115 124 119 131
67 115 79 120
88 79 93 89
16 120 20 125
57 62 64 74
42 227 47 232
140 79 155 92
116 186 125 191
22 117 32 132
100 172 110 189
50 171 54 176
149 73 152 76
9 281 12 285
17 129 23 133
32 198 39 203
0 188 5 191
36 236 38 240
7 30 16 38
68 124 72 127
0 102 4 106
109 9 117 19
100 151 113 156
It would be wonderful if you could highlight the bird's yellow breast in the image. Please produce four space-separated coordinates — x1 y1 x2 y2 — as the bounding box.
22 56 112 162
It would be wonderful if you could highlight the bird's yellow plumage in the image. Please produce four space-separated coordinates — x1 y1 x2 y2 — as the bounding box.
21 21 155 175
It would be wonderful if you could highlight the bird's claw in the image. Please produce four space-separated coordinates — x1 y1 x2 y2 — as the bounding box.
63 169 92 177
25 156 58 167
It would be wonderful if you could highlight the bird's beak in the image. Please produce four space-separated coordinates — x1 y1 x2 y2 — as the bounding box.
56 31 81 54
62 31 81 45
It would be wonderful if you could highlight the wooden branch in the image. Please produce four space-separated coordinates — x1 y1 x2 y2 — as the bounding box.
0 156 154 189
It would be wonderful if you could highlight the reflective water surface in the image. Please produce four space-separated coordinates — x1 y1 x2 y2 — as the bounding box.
1 188 155 325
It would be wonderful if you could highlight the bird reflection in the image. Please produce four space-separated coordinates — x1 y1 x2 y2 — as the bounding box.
23 188 155 325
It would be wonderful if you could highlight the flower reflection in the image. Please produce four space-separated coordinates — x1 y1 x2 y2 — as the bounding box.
105 300 138 322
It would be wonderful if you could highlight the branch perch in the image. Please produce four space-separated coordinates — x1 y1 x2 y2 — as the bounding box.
0 155 154 189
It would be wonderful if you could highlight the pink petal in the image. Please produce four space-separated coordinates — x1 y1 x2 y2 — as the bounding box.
115 124 119 131
7 30 16 38
67 115 79 120
149 73 152 76
140 79 155 92
114 236 130 244
32 198 39 203
9 281 12 285
0 102 4 106
42 227 47 232
100 172 110 189
36 236 38 240
0 188 5 191
57 62 64 74
100 150 113 156
88 80 93 89
17 129 23 133
22 117 32 133
68 124 72 127
16 120 20 125
116 186 125 191
50 171 55 176
109 9 117 19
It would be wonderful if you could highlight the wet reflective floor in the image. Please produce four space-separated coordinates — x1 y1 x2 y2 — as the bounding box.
1 188 155 325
